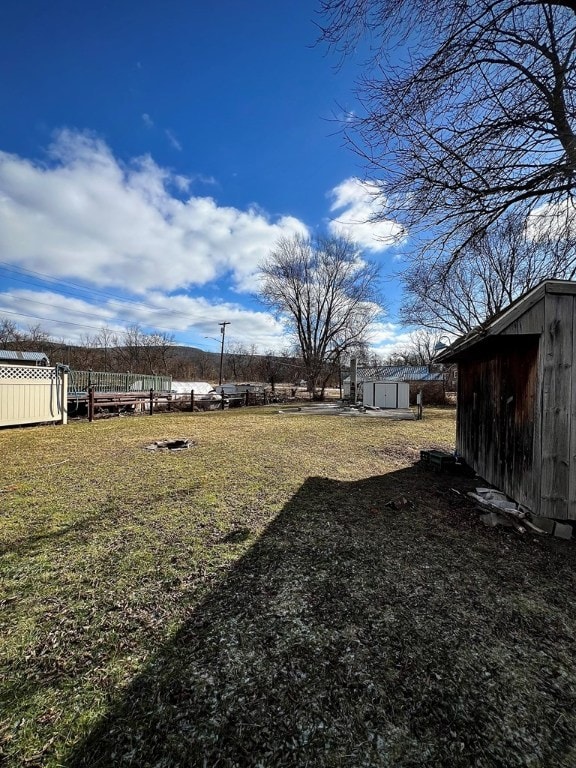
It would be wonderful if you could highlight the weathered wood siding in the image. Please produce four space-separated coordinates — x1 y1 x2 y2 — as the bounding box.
572 301 576 520
450 282 576 519
501 301 545 336
539 292 576 519
457 336 539 511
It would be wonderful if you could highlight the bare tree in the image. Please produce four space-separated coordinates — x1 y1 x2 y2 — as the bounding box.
224 342 260 382
258 350 288 393
0 318 21 348
194 351 218 381
259 234 383 399
20 323 52 353
400 212 576 333
252 347 308 388
383 330 446 366
93 326 117 372
70 333 102 370
141 331 176 374
114 324 143 372
319 0 576 256
111 324 175 374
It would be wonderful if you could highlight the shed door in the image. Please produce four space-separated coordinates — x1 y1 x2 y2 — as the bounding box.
457 335 539 510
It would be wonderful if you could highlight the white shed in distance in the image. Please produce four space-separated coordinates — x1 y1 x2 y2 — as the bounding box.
362 381 410 409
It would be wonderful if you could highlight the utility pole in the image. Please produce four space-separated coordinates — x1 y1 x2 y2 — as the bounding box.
218 322 230 385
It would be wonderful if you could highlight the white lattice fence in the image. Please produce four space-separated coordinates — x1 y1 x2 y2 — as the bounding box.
0 365 68 427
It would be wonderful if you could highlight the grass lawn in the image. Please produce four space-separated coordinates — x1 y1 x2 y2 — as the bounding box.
1 406 576 767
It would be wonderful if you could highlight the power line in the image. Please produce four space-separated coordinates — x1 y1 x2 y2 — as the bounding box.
0 306 108 332
0 307 216 353
0 294 118 324
0 303 210 340
0 260 219 325
0 261 229 338
0 292 202 337
0 293 193 336
0 261 143 307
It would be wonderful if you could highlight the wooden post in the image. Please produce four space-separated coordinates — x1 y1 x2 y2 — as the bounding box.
190 389 194 411
350 357 357 404
245 389 249 407
149 388 154 416
88 386 95 423
417 390 423 420
60 369 68 425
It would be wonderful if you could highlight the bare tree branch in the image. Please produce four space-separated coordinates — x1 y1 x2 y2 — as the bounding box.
319 0 576 255
258 234 384 399
399 211 576 332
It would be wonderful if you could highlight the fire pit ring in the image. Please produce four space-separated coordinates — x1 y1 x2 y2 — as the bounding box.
145 439 196 451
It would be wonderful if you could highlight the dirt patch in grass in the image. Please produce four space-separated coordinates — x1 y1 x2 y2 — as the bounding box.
2 407 576 767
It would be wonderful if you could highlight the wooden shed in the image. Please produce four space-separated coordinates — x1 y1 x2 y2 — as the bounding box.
436 280 576 520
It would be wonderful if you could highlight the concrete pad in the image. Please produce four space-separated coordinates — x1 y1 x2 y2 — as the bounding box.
277 405 416 420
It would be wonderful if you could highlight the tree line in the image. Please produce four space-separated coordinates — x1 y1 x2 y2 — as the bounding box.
0 311 441 389
0 317 313 386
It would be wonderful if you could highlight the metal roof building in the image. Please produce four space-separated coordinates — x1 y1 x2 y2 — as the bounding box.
343 365 444 387
0 350 49 366
354 365 444 382
343 365 445 404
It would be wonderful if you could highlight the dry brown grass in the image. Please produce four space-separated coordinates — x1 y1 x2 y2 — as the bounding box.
2 406 576 767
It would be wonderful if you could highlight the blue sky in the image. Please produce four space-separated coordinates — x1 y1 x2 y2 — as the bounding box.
0 1 410 355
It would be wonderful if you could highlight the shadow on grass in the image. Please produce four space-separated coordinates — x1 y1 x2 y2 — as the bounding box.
0 510 108 558
66 466 576 768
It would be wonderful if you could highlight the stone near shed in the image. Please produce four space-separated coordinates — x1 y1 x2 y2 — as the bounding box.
554 522 573 540
529 516 556 535
481 512 514 528
475 488 508 503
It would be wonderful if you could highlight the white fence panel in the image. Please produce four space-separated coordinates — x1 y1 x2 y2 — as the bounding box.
0 365 68 427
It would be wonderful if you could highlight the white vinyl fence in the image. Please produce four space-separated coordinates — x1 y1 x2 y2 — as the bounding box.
0 365 68 428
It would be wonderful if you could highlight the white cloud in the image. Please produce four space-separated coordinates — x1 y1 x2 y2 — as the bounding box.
0 130 307 295
0 287 288 349
190 173 217 187
0 282 410 354
328 177 405 251
526 199 576 240
0 290 119 337
366 321 415 358
165 129 182 151
142 113 154 128
0 134 415 352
